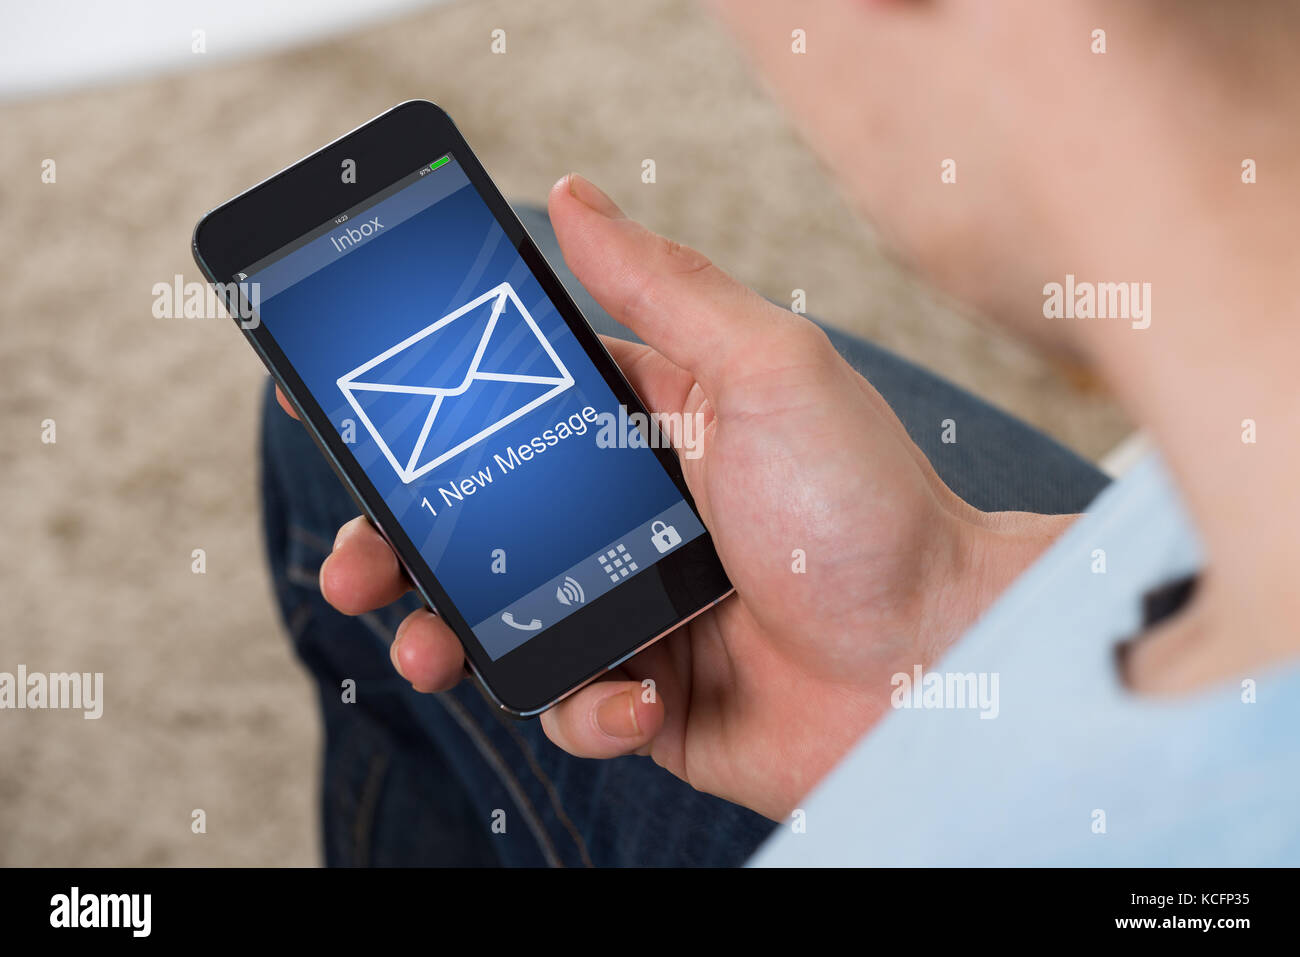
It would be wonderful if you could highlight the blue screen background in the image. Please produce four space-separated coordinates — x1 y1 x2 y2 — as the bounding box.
254 168 688 631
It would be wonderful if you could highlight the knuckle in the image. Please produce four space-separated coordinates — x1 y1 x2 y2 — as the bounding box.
619 234 715 326
660 235 713 276
777 318 836 367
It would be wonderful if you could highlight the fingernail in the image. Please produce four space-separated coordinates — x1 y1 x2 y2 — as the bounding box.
566 173 623 218
595 690 641 738
389 626 406 675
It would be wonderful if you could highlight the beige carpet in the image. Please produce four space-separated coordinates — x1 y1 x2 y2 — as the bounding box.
0 0 1128 866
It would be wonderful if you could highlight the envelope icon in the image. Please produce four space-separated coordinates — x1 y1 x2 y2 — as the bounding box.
338 281 574 484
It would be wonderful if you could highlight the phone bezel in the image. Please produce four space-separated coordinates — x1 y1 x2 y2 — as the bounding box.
192 100 732 715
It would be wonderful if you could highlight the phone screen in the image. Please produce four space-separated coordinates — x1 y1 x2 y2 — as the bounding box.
241 154 705 661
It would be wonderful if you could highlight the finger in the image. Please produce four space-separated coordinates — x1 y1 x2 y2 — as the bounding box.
390 608 465 693
275 384 300 420
540 677 664 759
319 516 410 614
550 174 793 389
598 334 698 416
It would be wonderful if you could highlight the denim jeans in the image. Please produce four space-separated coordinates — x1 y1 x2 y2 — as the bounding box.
260 204 1110 866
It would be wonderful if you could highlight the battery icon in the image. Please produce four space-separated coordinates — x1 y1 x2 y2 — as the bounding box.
428 155 450 173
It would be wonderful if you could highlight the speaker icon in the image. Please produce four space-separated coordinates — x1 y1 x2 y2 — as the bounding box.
555 576 586 606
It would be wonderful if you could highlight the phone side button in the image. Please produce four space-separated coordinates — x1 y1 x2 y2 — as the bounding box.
606 650 638 672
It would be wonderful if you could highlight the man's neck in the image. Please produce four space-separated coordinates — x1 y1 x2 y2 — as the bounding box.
1084 238 1300 693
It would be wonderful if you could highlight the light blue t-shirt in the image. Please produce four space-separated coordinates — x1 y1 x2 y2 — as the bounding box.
752 455 1300 866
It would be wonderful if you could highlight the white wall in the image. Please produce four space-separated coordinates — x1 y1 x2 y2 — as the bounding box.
1 0 452 100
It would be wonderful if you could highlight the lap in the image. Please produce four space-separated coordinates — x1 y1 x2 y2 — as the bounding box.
260 203 1108 866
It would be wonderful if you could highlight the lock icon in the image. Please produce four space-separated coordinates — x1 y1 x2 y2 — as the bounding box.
650 520 682 554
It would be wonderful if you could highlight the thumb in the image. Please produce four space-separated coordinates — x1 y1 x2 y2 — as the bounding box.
540 677 664 760
548 173 791 390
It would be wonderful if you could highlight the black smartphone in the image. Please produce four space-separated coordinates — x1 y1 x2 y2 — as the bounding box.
192 100 731 716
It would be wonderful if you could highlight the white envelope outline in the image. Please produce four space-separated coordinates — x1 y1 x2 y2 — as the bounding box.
337 282 574 484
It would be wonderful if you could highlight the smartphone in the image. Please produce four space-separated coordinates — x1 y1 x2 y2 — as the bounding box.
192 101 732 716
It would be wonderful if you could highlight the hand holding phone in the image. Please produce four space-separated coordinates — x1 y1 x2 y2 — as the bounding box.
195 103 731 716
315 171 1033 821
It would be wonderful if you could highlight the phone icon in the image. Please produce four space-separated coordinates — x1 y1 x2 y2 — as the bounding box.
501 611 542 632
